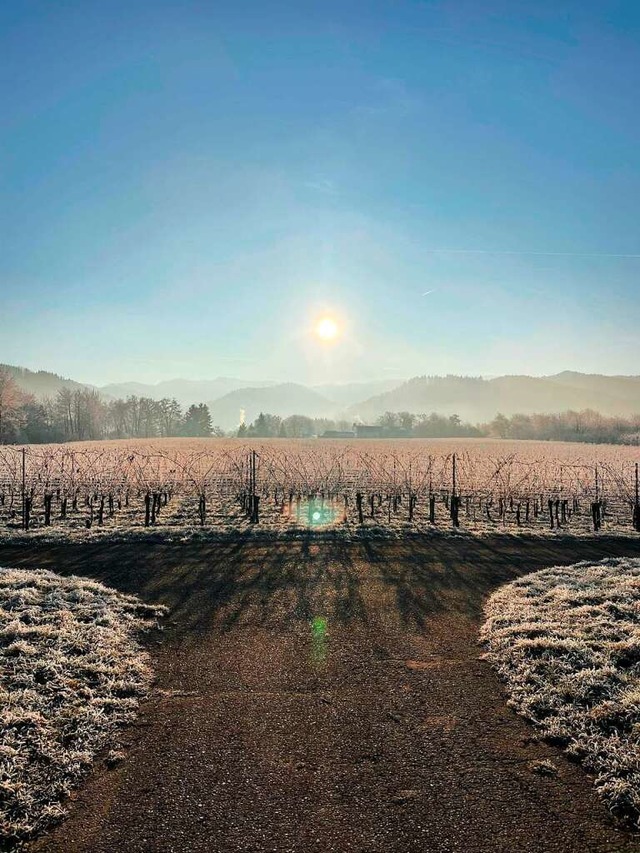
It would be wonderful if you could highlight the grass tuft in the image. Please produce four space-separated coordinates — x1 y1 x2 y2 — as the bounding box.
481 557 640 828
0 567 166 851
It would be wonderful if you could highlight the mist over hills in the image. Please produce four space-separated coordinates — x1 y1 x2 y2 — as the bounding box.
311 380 402 407
0 364 88 398
206 380 405 430
97 377 400 415
100 377 275 406
5 363 640 431
208 383 335 430
347 373 640 424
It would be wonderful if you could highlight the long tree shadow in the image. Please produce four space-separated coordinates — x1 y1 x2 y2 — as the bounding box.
1 534 640 638
361 535 640 630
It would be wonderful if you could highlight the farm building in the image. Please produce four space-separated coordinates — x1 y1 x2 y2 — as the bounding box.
354 424 411 438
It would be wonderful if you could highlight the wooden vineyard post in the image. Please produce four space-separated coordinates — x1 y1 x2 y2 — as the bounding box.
249 451 253 520
450 453 460 527
633 462 640 532
408 494 417 522
44 493 52 526
21 448 26 531
243 452 251 519
591 465 602 532
249 450 259 523
241 454 248 515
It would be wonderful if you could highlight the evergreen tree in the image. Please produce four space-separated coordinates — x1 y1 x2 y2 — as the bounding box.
182 403 213 437
247 412 282 437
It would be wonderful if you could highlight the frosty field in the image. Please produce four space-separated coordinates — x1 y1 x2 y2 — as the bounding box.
1 437 639 538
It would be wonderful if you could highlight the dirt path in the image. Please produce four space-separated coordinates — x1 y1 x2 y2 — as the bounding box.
3 535 640 852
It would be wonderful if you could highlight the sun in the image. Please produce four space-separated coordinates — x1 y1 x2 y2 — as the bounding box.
315 316 340 342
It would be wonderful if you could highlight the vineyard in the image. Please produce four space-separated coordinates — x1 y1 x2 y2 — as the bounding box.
1 438 639 537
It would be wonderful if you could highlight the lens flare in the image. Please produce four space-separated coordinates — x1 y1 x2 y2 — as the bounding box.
299 498 338 527
311 616 328 665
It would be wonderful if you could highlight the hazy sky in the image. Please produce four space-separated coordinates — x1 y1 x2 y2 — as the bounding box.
2 1 639 386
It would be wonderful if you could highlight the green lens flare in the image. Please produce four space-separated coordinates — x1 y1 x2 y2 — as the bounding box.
311 616 328 664
299 498 338 527
312 616 327 637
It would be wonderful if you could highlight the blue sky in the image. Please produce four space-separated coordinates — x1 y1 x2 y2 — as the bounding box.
1 0 639 385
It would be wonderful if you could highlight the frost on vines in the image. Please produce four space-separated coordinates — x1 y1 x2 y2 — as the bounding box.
0 438 638 536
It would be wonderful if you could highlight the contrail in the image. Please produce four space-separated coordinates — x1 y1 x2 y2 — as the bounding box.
421 249 640 259
421 289 435 296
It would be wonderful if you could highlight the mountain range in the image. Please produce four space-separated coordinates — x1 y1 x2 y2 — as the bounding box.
346 373 640 424
4 363 640 432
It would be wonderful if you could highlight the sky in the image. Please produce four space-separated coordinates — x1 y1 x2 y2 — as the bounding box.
1 0 639 386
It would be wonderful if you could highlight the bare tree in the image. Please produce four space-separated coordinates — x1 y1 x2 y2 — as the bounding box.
0 370 28 443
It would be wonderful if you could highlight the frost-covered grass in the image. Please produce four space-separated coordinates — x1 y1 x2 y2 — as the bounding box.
0 523 632 549
481 557 640 828
0 523 464 546
0 567 166 850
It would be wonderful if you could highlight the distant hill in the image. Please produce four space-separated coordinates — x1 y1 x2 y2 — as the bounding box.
0 364 89 399
99 377 275 406
6 361 640 427
543 371 640 410
98 378 399 410
312 379 403 407
347 373 640 422
208 383 336 430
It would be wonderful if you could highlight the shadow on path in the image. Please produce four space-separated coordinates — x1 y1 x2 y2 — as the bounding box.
2 535 640 853
1 534 639 636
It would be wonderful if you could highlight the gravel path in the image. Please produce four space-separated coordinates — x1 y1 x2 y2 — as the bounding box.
3 535 640 853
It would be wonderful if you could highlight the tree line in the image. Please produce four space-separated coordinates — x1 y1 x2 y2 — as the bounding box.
237 409 640 444
2 368 640 445
238 413 356 438
237 411 482 438
0 371 219 443
484 409 640 444
374 409 640 443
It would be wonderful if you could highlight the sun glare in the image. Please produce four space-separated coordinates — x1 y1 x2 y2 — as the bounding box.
315 316 339 342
